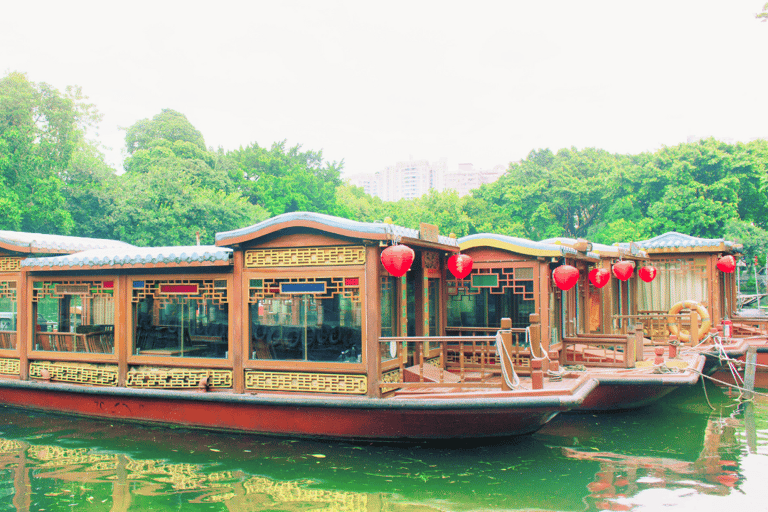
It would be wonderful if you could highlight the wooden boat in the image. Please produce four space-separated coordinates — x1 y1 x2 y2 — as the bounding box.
620 232 751 375
0 214 598 441
456 234 705 412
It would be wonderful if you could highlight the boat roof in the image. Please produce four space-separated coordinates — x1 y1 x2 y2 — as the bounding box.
459 233 599 260
215 212 459 249
619 232 742 254
0 230 134 255
541 237 648 260
20 246 232 271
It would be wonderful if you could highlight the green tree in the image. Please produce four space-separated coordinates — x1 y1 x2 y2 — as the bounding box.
475 147 622 240
0 72 99 233
227 141 344 216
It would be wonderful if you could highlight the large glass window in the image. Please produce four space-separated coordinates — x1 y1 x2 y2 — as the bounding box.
248 277 362 363
132 279 229 358
639 258 708 312
32 280 115 353
0 281 17 350
448 267 536 331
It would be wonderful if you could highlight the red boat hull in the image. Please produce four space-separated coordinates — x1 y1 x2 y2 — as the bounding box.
0 380 598 441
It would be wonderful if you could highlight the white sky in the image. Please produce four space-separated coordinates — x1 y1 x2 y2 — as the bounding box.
2 1 766 177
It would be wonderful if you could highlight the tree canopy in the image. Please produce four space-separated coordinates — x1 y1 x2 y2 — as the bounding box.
3 70 768 269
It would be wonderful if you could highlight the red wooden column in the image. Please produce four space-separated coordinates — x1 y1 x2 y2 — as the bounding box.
18 266 29 380
116 275 129 387
365 245 381 398
232 250 245 394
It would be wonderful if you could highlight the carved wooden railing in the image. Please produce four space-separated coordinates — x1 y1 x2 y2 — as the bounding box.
35 329 114 354
730 314 768 337
379 327 530 391
561 330 642 368
0 331 16 350
612 312 704 344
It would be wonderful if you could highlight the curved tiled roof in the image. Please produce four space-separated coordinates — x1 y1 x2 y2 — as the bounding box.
216 212 459 247
0 231 134 254
620 232 741 252
542 237 648 259
21 246 232 269
459 233 576 258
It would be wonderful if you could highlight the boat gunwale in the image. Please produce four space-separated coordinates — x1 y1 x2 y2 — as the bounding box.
0 377 599 411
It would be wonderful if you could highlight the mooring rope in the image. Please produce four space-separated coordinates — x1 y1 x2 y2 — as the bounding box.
691 368 768 401
495 330 521 389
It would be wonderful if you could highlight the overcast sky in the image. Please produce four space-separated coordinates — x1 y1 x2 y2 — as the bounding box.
2 1 766 176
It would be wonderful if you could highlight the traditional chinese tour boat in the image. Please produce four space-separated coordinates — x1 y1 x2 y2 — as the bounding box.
619 232 751 380
455 234 705 412
0 215 599 441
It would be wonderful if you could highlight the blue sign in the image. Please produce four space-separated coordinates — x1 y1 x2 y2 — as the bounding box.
280 282 326 294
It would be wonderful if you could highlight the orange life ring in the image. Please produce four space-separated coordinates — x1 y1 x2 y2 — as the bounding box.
667 300 711 342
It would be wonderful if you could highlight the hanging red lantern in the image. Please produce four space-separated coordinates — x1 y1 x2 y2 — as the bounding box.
716 255 736 273
552 265 579 291
588 268 610 288
447 254 473 279
612 260 634 281
381 244 414 277
638 265 657 282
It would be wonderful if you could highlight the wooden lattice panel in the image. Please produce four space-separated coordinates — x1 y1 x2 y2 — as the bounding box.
448 266 535 299
0 258 21 272
381 369 401 385
248 276 361 303
131 279 228 306
32 279 114 302
245 370 367 394
0 358 19 375
245 246 366 268
30 361 118 386
0 280 17 299
126 367 233 388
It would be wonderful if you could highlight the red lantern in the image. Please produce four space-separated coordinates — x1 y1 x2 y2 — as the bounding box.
447 254 473 279
716 255 736 273
588 268 610 288
381 244 414 277
612 261 634 281
553 265 579 291
638 265 657 283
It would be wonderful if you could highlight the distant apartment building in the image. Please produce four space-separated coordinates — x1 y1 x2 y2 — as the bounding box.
347 158 506 202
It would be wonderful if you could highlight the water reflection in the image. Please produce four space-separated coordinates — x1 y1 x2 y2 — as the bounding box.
0 381 764 511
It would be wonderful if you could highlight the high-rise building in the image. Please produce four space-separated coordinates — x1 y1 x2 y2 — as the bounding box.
347 158 506 201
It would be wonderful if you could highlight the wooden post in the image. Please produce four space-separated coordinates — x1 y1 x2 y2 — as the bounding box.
232 251 245 394
500 317 514 391
689 309 699 345
18 267 29 380
528 313 547 372
634 324 644 363
529 313 541 357
531 359 543 389
744 346 758 400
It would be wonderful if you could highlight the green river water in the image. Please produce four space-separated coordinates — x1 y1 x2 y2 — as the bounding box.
0 380 765 511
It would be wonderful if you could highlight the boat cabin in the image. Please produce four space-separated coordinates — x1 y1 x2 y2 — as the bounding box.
620 232 742 336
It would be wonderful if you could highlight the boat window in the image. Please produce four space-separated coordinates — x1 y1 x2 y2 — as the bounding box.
132 279 229 359
428 278 439 336
0 281 17 350
638 258 709 312
248 277 362 363
447 267 535 334
32 280 115 354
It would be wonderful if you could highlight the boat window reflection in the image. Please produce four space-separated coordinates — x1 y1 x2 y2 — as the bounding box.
132 279 229 358
32 280 115 353
0 280 17 350
249 277 362 363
